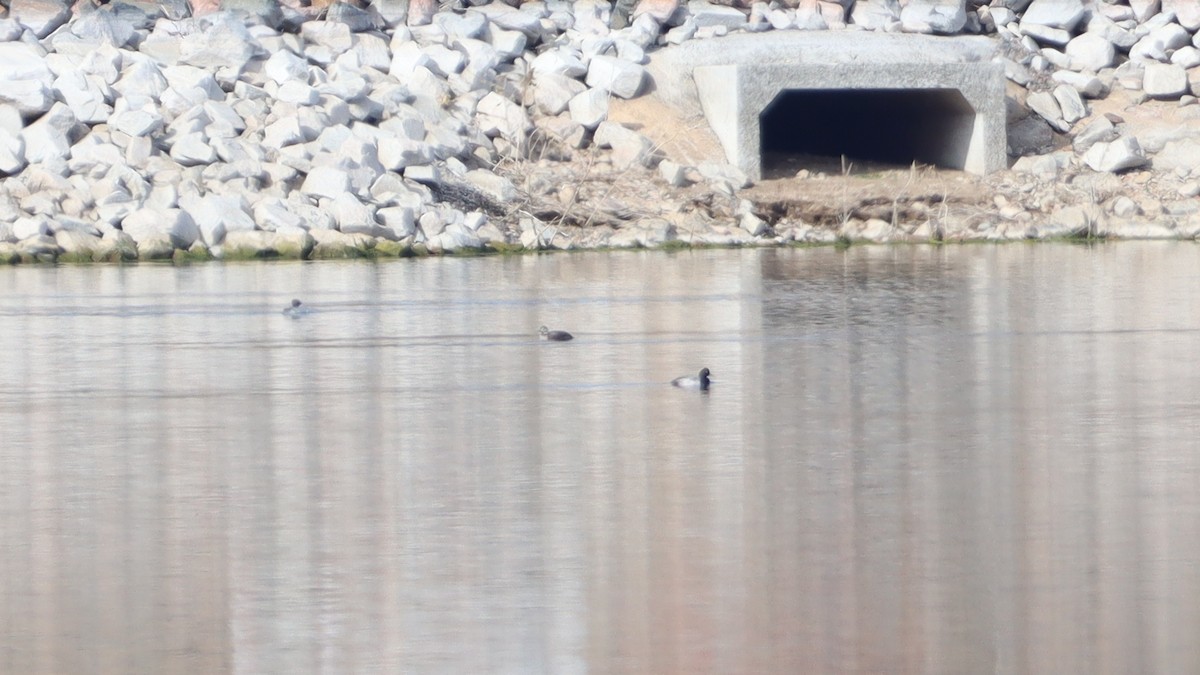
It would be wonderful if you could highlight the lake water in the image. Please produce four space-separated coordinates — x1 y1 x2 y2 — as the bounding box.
2 242 1199 674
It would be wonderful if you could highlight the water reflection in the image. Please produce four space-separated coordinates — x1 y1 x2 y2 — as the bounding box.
1 243 1199 673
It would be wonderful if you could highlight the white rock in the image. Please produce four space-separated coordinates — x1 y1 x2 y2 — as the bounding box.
568 88 609 129
434 10 487 39
1051 70 1106 98
1130 23 1190 63
690 0 748 29
423 44 466 78
1171 46 1200 69
325 192 381 235
377 205 416 238
1072 116 1118 153
113 58 168 100
658 159 690 187
490 28 528 63
899 0 966 34
1164 0 1200 31
530 48 588 78
170 132 217 166
111 108 164 137
1144 63 1188 98
11 0 71 38
377 136 432 171
276 81 320 105
252 198 306 231
1129 0 1160 24
179 14 259 71
0 128 25 175
464 169 518 205
262 116 308 149
586 55 645 99
0 77 54 118
850 0 900 30
1052 84 1087 123
121 208 200 249
21 102 77 163
12 215 52 240
1022 0 1086 30
263 50 310 85
476 91 530 140
533 73 587 116
180 193 255 246
478 4 544 37
52 71 112 125
300 165 352 199
301 21 353 54
1026 91 1069 132
594 121 656 169
1084 137 1148 172
389 40 433 77
1020 22 1071 47
1065 32 1115 72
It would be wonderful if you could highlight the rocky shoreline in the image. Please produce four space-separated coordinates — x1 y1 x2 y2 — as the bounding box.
2 0 1200 265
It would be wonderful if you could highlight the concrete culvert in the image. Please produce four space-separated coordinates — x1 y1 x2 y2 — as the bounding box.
759 88 978 178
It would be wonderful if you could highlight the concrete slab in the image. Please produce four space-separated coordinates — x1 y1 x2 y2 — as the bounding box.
647 32 1005 179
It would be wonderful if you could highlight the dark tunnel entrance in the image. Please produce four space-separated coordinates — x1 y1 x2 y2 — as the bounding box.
759 88 977 178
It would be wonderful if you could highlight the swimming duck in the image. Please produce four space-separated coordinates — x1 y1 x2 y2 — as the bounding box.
282 298 309 317
539 325 574 341
671 367 712 391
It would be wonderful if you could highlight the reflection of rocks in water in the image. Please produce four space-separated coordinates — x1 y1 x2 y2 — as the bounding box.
757 247 971 332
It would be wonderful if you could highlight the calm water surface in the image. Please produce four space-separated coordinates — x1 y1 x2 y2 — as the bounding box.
2 243 1200 674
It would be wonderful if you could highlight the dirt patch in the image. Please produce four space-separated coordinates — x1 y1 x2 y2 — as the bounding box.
608 96 725 167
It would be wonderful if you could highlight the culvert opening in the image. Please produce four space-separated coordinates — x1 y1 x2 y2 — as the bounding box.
759 88 976 179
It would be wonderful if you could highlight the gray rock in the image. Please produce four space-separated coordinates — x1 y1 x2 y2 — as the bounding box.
585 55 645 99
1144 63 1188 99
1152 138 1200 171
899 0 966 34
568 88 609 129
1084 137 1149 172
300 21 354 55
121 207 200 249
